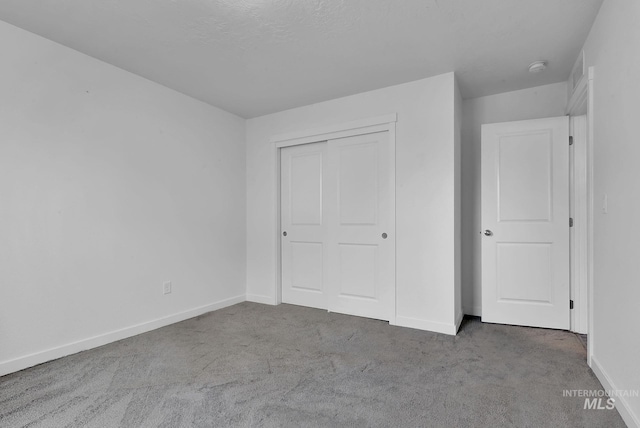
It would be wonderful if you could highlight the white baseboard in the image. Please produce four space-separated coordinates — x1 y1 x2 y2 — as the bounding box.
246 293 277 305
395 315 459 335
454 311 464 333
463 305 482 317
591 355 640 428
0 294 246 377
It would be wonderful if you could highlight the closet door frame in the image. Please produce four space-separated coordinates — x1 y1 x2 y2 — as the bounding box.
272 114 398 325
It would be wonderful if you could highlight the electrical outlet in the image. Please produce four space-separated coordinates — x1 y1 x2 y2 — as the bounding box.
602 194 608 214
163 281 172 295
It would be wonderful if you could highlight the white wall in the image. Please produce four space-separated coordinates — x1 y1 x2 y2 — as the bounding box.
246 73 460 334
0 21 246 375
580 0 640 425
461 82 568 316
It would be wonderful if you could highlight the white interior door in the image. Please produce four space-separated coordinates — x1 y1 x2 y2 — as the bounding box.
326 132 394 321
281 142 328 310
481 116 570 329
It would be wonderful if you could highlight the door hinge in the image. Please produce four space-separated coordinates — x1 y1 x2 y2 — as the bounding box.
569 136 574 146
569 218 574 227
570 300 574 310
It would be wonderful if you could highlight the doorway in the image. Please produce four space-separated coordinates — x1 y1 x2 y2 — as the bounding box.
274 115 398 323
481 116 570 329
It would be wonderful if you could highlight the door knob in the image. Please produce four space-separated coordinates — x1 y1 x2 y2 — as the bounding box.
483 230 493 236
283 231 287 237
381 233 388 239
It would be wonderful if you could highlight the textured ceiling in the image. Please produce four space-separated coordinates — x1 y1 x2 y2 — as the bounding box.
0 0 603 118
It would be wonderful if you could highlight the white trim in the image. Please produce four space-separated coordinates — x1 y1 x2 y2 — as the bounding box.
395 315 459 336
454 311 464 333
566 67 594 344
591 356 640 428
0 294 245 377
246 294 277 305
273 114 398 323
388 122 397 325
274 124 391 148
569 116 588 334
274 145 283 305
270 114 397 147
586 67 595 365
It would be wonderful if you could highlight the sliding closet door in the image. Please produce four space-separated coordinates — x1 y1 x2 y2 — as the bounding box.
326 132 394 321
280 142 328 309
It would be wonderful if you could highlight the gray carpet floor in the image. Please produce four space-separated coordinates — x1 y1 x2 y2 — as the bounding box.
0 302 626 427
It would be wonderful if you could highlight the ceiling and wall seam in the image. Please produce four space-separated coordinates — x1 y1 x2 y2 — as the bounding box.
0 0 603 118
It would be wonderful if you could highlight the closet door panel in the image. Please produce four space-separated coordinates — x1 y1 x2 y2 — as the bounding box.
281 142 328 309
327 132 394 321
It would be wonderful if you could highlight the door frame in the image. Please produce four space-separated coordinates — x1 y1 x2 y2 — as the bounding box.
271 114 398 324
566 66 594 362
569 115 588 335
